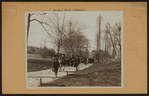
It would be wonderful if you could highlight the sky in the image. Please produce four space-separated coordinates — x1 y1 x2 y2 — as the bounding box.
26 11 123 52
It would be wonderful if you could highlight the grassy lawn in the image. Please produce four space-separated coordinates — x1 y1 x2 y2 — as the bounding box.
27 54 52 72
27 62 52 72
41 61 121 87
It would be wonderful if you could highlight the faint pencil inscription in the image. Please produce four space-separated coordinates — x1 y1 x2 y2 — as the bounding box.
3 4 17 16
131 3 146 14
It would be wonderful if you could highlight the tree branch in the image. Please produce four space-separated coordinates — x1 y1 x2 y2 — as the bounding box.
30 19 52 37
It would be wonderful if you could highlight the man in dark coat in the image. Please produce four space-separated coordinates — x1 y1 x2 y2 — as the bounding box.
52 55 60 77
61 54 66 71
71 55 75 67
75 55 80 71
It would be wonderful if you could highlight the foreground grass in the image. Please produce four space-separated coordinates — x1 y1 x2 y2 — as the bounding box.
41 61 121 87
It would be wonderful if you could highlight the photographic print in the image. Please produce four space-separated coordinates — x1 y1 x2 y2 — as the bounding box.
25 11 123 88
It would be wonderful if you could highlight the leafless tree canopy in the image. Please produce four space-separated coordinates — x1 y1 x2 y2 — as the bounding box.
27 13 89 57
27 12 121 61
61 19 89 56
94 14 121 63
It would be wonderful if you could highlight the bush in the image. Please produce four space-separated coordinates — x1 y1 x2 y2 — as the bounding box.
40 47 56 58
27 46 40 54
47 49 55 57
40 46 48 58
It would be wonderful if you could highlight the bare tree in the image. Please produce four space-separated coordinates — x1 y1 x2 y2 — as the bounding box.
41 13 67 57
104 22 121 60
95 14 103 62
103 22 112 63
111 22 121 59
62 19 88 56
106 24 117 59
26 13 47 42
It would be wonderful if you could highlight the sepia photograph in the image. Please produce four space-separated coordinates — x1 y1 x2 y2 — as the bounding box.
25 11 123 88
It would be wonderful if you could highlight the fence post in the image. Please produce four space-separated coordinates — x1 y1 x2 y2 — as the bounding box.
40 78 42 86
67 71 68 75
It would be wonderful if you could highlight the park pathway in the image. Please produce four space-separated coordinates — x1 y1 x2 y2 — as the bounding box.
27 63 93 88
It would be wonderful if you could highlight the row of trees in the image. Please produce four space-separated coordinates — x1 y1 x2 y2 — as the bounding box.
94 14 121 63
27 46 55 58
40 46 55 58
27 13 89 57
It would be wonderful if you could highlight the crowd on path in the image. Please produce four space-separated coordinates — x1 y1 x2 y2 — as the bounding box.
51 54 94 77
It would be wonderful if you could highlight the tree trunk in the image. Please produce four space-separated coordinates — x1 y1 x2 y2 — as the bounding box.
57 46 60 58
98 51 99 63
119 45 121 61
27 13 31 42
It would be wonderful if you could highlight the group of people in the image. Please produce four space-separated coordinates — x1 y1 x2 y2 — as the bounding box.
51 54 89 77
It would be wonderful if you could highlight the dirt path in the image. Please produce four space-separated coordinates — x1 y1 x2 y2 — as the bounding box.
27 63 93 87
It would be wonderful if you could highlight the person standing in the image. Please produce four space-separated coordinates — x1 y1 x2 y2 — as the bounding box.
75 55 80 71
61 54 66 71
84 57 87 65
68 57 71 67
71 55 75 67
80 56 82 65
52 55 60 77
51 55 56 72
86 57 88 64
58 57 62 72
